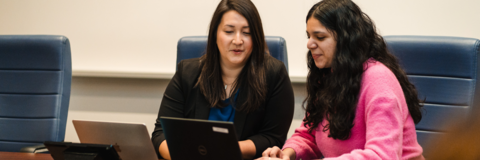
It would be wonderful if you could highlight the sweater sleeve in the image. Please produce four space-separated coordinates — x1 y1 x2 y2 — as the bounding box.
283 122 323 160
324 64 408 160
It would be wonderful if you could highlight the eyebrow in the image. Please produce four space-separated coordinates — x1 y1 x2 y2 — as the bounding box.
306 31 327 37
312 31 326 34
225 24 249 29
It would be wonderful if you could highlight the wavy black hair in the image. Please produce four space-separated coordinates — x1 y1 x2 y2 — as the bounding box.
303 0 423 140
196 0 268 113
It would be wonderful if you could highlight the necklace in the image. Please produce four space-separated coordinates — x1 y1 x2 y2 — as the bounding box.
224 82 233 90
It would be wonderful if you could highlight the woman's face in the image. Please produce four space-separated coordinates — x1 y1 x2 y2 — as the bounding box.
216 10 253 69
306 17 337 69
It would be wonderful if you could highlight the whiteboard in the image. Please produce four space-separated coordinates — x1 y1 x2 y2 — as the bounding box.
1 0 479 78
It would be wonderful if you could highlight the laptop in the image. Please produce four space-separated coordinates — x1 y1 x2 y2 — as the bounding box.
44 141 120 160
72 120 158 160
160 116 242 160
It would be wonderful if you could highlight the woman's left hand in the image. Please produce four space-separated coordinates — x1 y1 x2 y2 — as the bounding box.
255 157 284 160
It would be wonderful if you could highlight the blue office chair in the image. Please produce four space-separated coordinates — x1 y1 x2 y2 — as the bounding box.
384 35 480 149
0 35 72 152
176 36 288 71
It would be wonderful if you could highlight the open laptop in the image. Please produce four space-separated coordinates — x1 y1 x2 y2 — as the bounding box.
72 120 158 160
160 116 242 160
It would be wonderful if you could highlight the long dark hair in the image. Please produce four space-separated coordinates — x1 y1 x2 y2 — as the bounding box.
303 0 423 140
196 0 268 113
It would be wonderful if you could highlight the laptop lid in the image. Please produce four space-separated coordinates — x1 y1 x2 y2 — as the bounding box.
160 116 242 160
72 120 158 160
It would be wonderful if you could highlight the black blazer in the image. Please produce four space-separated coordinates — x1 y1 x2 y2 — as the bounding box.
152 56 295 158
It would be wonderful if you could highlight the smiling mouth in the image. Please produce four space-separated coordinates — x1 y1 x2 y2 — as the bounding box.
312 54 322 58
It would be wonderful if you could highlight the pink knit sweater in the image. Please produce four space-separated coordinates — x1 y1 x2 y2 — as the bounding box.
283 60 424 160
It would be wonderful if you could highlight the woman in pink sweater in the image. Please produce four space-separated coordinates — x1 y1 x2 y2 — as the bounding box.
257 0 424 160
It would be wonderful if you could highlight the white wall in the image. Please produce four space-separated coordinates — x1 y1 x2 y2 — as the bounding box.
65 77 168 142
1 0 478 77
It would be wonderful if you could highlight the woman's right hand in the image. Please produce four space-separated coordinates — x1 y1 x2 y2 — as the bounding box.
256 146 291 160
255 157 286 160
159 140 171 159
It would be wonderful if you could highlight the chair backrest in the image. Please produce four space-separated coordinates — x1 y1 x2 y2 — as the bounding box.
176 36 288 71
0 35 72 152
384 35 480 149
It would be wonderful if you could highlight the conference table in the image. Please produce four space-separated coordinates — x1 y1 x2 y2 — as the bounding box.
0 151 322 160
0 151 167 160
0 151 52 160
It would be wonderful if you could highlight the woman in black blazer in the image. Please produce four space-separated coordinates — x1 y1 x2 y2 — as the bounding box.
151 0 294 159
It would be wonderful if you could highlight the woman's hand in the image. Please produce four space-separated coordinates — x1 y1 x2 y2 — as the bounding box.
255 146 293 160
255 157 285 160
159 140 171 159
263 146 285 159
238 140 256 159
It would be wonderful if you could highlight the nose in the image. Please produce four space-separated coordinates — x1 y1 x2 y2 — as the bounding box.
307 37 317 49
233 33 243 45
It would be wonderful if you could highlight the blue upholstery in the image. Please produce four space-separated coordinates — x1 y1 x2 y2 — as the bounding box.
176 36 288 71
0 35 72 152
384 35 480 149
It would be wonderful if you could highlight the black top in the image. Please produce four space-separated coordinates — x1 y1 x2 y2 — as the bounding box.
151 56 295 159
